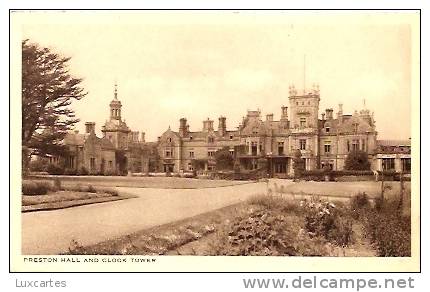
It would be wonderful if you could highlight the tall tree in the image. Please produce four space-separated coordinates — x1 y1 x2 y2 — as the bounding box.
292 149 305 178
214 147 234 170
22 39 87 157
344 150 370 171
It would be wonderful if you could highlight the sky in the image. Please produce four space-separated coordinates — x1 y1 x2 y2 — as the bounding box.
17 11 415 141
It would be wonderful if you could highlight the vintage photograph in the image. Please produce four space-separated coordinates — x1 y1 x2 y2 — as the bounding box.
11 10 420 271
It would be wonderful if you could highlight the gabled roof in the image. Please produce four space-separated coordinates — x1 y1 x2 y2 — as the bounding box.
63 132 87 146
100 137 115 150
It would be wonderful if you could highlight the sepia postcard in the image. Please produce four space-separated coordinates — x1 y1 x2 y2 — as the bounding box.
10 9 420 272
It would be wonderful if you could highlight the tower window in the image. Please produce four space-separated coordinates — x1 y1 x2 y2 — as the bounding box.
299 139 307 150
300 118 306 128
278 142 284 155
324 143 331 154
325 127 330 133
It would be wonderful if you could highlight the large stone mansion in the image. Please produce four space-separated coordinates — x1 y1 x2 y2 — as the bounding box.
43 83 411 177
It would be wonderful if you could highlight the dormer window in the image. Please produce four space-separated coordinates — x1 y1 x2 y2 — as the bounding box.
325 127 330 133
168 137 172 143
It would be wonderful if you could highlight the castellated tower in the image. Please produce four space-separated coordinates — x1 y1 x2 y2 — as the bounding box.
288 84 320 130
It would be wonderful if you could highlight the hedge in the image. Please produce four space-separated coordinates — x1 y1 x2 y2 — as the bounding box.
22 181 51 196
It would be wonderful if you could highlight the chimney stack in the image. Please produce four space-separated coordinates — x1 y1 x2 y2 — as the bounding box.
179 118 188 137
141 132 146 142
85 122 96 135
281 106 288 121
266 113 274 122
218 116 227 136
325 109 333 120
337 103 343 120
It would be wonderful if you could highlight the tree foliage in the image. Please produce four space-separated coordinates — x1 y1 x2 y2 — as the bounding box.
22 39 87 156
344 150 371 171
214 147 234 170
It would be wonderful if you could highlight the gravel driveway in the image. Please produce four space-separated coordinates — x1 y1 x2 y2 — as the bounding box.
21 182 266 254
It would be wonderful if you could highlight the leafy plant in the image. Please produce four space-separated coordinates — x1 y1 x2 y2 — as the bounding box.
301 197 354 247
361 198 411 256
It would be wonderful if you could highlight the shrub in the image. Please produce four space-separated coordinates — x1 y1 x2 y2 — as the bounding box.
64 168 77 175
292 149 305 178
22 181 51 196
77 166 89 176
68 239 86 255
333 170 374 176
104 170 116 176
327 217 354 247
247 194 299 214
301 198 354 246
102 188 119 196
364 210 410 256
214 147 234 170
46 164 64 175
344 150 371 170
29 159 47 172
350 192 371 210
360 197 411 256
350 192 371 219
211 210 299 256
87 185 97 193
53 178 62 191
63 184 83 192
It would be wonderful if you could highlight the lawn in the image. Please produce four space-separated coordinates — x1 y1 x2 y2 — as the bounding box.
29 175 253 189
269 179 411 199
22 180 136 212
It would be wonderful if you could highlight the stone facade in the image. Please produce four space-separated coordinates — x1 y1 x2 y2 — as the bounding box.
155 84 399 176
43 84 155 175
44 83 411 177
